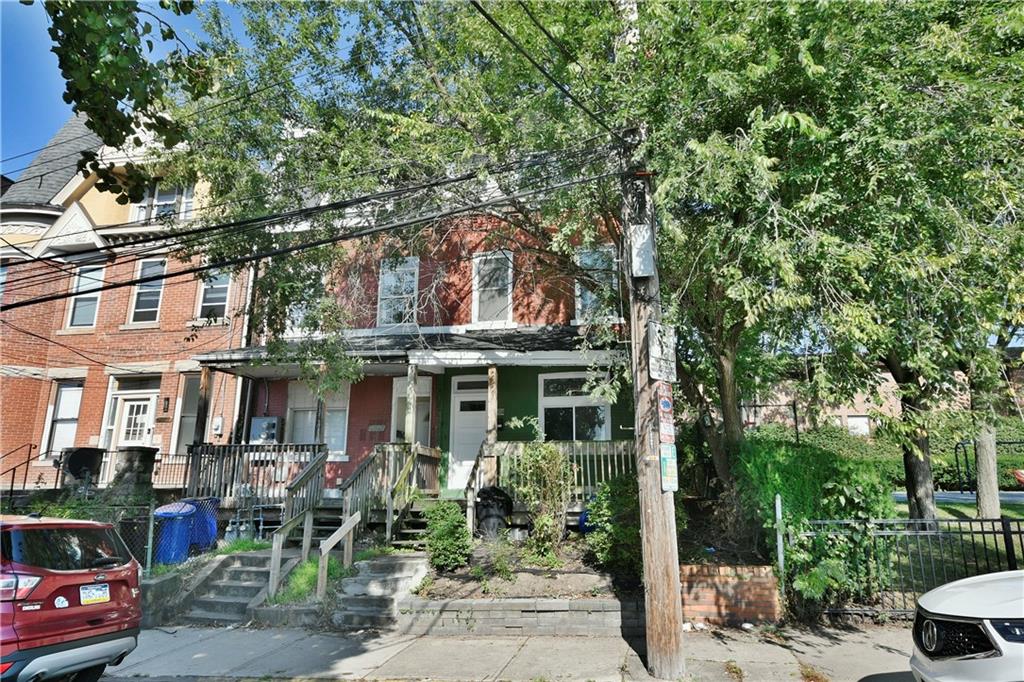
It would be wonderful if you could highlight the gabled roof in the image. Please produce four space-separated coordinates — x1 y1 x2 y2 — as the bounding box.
3 114 101 207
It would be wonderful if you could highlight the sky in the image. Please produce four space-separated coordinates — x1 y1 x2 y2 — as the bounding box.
0 1 214 180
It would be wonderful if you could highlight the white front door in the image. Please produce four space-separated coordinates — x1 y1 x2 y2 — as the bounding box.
448 376 489 489
116 398 155 447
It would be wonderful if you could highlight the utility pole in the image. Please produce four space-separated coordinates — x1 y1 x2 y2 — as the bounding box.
617 2 686 679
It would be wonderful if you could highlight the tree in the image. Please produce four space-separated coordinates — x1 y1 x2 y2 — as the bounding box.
27 0 212 201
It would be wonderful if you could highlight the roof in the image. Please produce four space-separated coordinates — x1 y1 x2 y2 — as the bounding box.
195 326 616 365
3 113 101 206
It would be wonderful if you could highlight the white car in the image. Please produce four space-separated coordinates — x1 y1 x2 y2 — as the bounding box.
910 570 1024 682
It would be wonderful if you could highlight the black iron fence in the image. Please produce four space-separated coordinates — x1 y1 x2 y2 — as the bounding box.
952 439 1024 493
781 514 1023 618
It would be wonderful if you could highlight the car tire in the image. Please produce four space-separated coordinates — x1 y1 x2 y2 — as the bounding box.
72 664 106 682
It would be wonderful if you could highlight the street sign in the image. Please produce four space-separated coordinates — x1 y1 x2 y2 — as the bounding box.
629 221 655 277
659 443 678 492
648 322 677 383
657 381 675 444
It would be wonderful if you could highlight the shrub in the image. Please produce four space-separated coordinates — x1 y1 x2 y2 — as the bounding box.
584 474 688 580
510 441 573 562
424 501 472 571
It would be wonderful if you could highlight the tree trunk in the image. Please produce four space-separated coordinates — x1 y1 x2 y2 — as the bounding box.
716 342 744 477
975 421 1001 519
900 396 937 520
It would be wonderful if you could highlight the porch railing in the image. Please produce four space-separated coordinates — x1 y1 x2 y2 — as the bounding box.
186 443 328 506
385 443 442 540
268 449 329 598
492 440 636 508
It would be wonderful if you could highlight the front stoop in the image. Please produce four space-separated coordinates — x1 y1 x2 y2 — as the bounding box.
180 551 274 626
330 554 428 630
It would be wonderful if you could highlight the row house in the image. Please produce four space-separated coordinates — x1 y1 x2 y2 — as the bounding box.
1 115 248 492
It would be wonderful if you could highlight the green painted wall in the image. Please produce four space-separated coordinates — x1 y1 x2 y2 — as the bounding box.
436 366 634 453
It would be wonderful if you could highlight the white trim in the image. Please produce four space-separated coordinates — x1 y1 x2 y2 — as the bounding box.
39 381 84 458
471 250 513 325
537 371 611 441
37 402 55 460
407 349 619 367
102 361 171 375
65 263 105 329
376 256 419 327
167 373 190 457
97 375 116 451
448 373 489 461
51 171 94 206
128 257 166 324
390 375 433 442
195 270 231 321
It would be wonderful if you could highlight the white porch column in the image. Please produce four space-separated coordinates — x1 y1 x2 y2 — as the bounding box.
484 364 498 486
404 363 418 444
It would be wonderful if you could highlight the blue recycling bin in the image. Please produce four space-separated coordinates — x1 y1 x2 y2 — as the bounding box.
182 497 220 551
154 502 196 565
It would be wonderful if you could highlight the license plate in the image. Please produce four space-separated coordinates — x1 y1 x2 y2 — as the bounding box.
80 583 110 606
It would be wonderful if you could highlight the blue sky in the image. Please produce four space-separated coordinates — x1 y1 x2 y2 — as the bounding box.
0 1 214 179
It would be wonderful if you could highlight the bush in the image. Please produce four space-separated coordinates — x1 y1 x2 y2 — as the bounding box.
270 556 345 604
509 441 573 562
584 474 688 580
424 501 472 571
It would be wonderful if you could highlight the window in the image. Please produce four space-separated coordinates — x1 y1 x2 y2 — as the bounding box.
575 247 617 322
472 251 513 324
377 257 418 326
44 382 82 457
130 259 166 323
538 374 610 441
100 376 161 450
133 182 194 222
847 415 871 437
67 265 104 327
287 381 350 455
391 376 432 444
1 526 131 571
173 375 201 455
198 271 230 319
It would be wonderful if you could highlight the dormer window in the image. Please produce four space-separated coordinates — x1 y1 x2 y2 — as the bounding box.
377 257 418 326
472 250 513 325
133 182 194 222
574 247 618 323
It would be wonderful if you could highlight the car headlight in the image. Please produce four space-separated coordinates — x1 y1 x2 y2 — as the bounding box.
991 620 1024 643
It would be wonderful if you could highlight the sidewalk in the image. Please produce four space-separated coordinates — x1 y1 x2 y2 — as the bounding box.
104 624 915 681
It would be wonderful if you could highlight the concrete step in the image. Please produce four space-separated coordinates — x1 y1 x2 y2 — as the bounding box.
206 579 265 599
331 610 398 629
182 608 245 626
192 595 251 617
353 555 427 576
223 566 271 583
390 539 425 549
341 594 396 611
340 576 417 596
225 553 273 568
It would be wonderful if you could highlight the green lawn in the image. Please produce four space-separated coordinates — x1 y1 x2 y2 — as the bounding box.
893 501 1024 520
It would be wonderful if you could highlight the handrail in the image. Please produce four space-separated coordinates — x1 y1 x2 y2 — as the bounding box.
386 444 419 541
316 509 361 599
1 444 37 500
268 445 329 598
463 442 488 533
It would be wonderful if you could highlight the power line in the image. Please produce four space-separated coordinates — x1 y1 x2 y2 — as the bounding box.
2 169 620 314
468 0 624 144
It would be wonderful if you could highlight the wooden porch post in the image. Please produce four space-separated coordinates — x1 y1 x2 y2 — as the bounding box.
187 366 213 496
404 364 418 444
484 365 498 486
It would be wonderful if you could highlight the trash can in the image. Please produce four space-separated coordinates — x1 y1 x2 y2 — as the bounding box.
153 502 196 565
475 486 513 539
182 497 220 551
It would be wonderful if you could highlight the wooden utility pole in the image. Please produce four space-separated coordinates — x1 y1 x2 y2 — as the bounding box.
617 1 686 678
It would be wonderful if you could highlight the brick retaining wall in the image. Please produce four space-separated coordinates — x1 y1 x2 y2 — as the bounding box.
680 564 780 624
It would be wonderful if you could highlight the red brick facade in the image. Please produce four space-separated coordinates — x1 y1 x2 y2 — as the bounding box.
680 564 782 624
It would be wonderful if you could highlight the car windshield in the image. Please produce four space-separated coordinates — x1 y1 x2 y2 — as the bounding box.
0 526 131 571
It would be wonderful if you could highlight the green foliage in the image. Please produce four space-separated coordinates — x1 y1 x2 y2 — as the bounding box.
791 558 847 602
509 442 573 562
213 538 270 555
584 474 688 580
424 501 471 571
269 557 345 605
353 545 396 563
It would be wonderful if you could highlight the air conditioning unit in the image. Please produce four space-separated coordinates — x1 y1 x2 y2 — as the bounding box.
249 417 282 444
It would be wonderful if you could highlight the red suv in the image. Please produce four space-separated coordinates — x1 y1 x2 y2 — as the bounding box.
1 515 141 682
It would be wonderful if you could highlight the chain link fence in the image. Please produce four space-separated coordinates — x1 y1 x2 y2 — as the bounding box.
27 497 223 576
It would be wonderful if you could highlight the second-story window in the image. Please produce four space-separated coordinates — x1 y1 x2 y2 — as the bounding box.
575 247 617 322
67 264 104 327
472 250 512 324
130 259 166 323
133 182 194 222
377 257 418 326
198 271 229 320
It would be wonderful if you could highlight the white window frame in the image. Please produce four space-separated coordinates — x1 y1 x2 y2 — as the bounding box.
286 381 351 461
66 264 105 328
168 373 201 456
471 250 514 327
132 182 195 222
376 256 419 328
537 372 611 441
390 375 433 443
573 246 620 325
39 381 84 458
99 375 162 452
128 258 166 324
196 271 230 321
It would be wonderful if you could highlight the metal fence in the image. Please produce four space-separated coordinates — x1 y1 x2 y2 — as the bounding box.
25 498 223 576
952 439 1024 493
778 507 1023 617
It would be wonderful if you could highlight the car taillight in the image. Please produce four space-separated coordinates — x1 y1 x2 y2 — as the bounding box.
0 573 42 601
0 661 14 674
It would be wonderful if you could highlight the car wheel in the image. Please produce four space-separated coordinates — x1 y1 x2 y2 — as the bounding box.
72 664 106 682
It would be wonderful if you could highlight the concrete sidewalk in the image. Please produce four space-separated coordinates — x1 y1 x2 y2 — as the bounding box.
104 625 915 682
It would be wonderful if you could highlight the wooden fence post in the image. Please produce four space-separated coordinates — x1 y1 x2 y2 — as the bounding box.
269 532 284 598
302 509 314 562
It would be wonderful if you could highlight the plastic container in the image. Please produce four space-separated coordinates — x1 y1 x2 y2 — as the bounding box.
153 502 196 565
181 497 220 551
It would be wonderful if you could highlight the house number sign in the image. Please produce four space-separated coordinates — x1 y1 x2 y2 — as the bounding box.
648 322 677 383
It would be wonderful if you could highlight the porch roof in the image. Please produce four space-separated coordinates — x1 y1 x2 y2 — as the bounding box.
193 326 620 377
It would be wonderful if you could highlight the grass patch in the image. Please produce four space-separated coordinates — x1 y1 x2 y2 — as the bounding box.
269 557 349 605
893 502 1024 520
724 660 744 681
149 563 178 577
799 662 830 682
214 538 271 555
353 545 396 562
